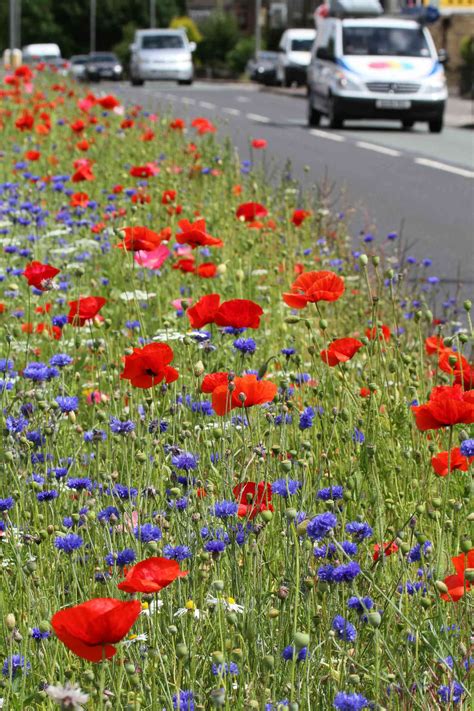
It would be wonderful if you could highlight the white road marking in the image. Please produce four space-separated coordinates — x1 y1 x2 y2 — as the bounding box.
199 100 216 109
356 141 401 157
181 97 196 105
414 157 474 179
309 128 345 143
236 96 251 103
246 113 271 123
222 107 241 116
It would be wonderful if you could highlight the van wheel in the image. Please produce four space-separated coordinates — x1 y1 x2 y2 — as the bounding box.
308 93 321 127
402 119 414 130
429 117 443 134
131 77 144 87
284 70 292 88
328 98 343 129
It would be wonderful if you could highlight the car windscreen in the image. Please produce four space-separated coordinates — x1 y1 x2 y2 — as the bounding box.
291 39 314 52
342 27 431 57
141 35 184 50
88 54 117 63
71 57 88 65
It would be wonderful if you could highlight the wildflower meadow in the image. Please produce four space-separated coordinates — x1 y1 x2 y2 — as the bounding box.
0 65 472 711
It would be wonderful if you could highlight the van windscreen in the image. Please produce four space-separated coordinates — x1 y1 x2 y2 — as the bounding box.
141 35 184 50
291 39 314 52
342 27 430 57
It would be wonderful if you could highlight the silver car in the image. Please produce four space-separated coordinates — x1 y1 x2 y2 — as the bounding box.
129 29 196 86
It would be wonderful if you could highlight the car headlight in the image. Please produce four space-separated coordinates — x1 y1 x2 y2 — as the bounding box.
424 74 446 92
334 70 363 92
88 65 97 72
114 65 122 73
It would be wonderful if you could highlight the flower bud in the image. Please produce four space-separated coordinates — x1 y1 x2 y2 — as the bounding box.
263 654 274 670
435 580 448 594
193 360 205 377
367 611 382 628
293 632 310 648
212 580 225 591
5 614 16 630
176 643 189 659
260 510 273 522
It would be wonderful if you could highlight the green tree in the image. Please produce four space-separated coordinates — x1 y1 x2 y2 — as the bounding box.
196 11 239 71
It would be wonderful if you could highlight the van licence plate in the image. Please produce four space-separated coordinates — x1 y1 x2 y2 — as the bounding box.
376 99 411 110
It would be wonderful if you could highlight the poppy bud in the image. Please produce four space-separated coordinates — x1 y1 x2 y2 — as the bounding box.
285 316 301 324
435 580 448 594
285 508 297 521
372 255 380 266
168 625 178 634
280 460 292 472
125 663 136 674
217 264 226 275
296 520 308 536
263 654 274 670
367 611 382 628
459 333 468 344
176 643 189 659
465 569 474 582
319 319 327 330
261 510 273 522
235 269 244 282
293 631 310 648
442 337 453 347
211 651 225 664
349 674 360 684
136 451 147 463
425 310 433 323
359 254 368 265
212 580 225 591
193 361 205 377
460 536 473 553
5 614 16 630
432 497 442 509
268 608 279 619
420 596 431 609
463 299 472 311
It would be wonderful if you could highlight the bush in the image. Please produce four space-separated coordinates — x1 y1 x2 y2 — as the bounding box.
169 16 202 44
196 11 239 71
226 37 255 76
460 35 474 67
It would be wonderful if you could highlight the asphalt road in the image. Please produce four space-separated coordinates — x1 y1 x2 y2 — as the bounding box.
109 80 474 290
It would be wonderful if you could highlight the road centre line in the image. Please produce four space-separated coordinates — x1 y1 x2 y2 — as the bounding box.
356 141 401 157
199 101 216 109
414 157 474 179
222 107 241 116
181 97 196 105
309 128 345 142
246 113 271 123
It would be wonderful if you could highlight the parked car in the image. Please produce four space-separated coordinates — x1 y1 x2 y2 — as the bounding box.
22 43 61 64
246 51 279 85
307 4 447 132
69 55 89 81
85 52 123 82
129 29 196 86
276 29 317 87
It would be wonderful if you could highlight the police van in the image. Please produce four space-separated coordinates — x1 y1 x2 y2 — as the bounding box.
307 0 447 132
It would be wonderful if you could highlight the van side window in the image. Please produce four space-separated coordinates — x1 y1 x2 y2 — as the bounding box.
317 23 331 51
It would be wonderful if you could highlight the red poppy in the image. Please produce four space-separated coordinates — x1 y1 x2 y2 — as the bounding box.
430 447 472 477
251 139 267 149
120 343 178 389
320 337 363 367
129 163 159 178
162 189 177 205
51 598 141 662
440 549 474 602
170 118 186 130
15 111 34 131
173 258 196 273
25 150 41 161
283 271 345 309
76 139 90 151
118 556 187 594
197 263 217 278
22 261 60 291
438 349 469 376
425 335 445 355
412 385 474 431
360 387 372 398
67 296 106 326
70 192 89 208
454 364 474 390
365 324 391 341
187 293 221 328
236 202 268 222
191 117 216 134
233 481 273 519
121 119 134 129
98 95 120 110
212 374 277 416
118 226 170 252
201 372 229 394
214 299 263 329
71 119 86 133
291 209 311 227
140 129 155 141
373 541 399 562
72 165 94 182
176 219 223 249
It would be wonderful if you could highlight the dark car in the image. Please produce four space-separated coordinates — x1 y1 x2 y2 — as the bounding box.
246 51 278 86
85 52 123 82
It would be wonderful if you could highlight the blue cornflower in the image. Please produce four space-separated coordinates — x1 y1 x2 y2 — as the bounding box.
306 512 338 541
407 541 432 563
2 654 30 678
6 415 28 434
37 490 58 502
134 523 162 543
163 545 192 561
112 483 137 500
348 597 374 614
317 485 344 501
49 354 73 367
317 564 335 582
299 406 315 430
211 501 238 518
332 615 357 642
282 646 307 662
204 540 226 554
172 452 199 471
332 561 361 583
54 534 83 553
333 691 369 710
437 681 465 704
460 439 474 457
0 497 14 512
23 362 59 381
55 395 79 413
67 477 92 491
345 521 373 540
212 662 239 675
84 429 107 443
109 417 135 435
31 628 50 641
352 428 365 444
272 479 302 497
173 690 194 710
97 506 120 523
281 348 296 357
105 548 136 567
233 337 256 354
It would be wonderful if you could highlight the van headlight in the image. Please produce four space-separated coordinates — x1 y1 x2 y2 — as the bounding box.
423 74 446 92
334 70 363 92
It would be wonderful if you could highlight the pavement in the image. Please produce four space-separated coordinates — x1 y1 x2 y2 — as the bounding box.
105 80 473 292
262 84 474 128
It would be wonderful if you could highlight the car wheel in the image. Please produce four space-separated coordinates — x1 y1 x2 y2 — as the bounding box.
328 97 343 129
429 117 443 134
130 77 144 87
307 92 321 127
178 79 193 86
402 119 414 130
284 69 292 88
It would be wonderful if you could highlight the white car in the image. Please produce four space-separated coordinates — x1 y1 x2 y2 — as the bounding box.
129 29 196 86
307 11 447 132
276 28 317 87
69 55 89 81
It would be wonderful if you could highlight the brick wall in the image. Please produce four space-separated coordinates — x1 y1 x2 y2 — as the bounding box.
429 14 474 88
